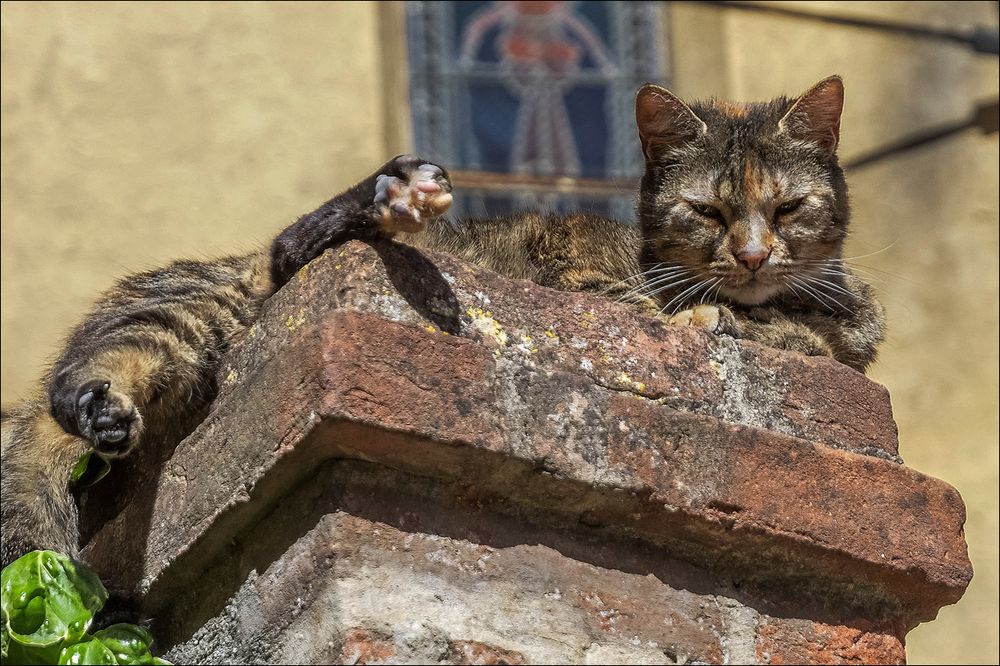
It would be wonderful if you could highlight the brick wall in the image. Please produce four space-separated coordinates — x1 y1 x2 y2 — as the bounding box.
79 241 972 664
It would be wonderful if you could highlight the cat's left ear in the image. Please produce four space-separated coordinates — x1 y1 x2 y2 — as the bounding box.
779 76 844 155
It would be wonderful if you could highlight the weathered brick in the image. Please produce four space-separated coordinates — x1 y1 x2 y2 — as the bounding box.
756 617 906 665
339 629 397 665
447 640 527 665
162 469 728 665
77 241 970 664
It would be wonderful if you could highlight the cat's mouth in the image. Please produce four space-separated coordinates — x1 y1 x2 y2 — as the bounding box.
719 270 786 306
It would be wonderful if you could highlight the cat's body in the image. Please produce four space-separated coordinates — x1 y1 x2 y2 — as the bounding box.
0 77 883 570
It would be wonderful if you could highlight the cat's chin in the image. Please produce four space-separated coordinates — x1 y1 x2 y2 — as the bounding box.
720 281 784 306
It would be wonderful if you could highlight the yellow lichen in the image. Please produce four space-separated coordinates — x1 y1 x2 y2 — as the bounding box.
466 307 508 345
285 308 306 332
615 372 647 393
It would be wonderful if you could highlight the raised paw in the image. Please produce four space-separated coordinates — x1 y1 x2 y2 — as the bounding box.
374 156 453 234
666 305 738 335
71 380 143 458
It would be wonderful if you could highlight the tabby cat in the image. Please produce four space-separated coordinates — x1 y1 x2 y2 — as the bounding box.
0 76 883 569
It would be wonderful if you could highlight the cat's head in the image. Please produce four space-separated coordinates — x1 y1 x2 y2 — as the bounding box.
634 76 849 307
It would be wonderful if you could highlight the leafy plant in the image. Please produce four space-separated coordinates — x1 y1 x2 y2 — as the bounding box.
69 453 112 491
1 551 168 665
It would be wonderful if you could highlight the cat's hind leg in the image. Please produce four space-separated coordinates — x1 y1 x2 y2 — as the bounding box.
1 402 87 566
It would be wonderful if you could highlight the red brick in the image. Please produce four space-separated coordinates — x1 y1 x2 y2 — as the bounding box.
340 628 396 665
447 640 526 665
756 618 906 665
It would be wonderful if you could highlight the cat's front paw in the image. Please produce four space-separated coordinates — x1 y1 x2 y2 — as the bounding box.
374 155 453 234
666 305 739 336
63 380 143 458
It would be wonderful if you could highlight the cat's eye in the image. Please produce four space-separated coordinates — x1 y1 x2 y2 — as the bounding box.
689 202 726 224
775 198 804 216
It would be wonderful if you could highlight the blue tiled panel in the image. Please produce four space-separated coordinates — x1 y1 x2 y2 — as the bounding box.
407 1 668 221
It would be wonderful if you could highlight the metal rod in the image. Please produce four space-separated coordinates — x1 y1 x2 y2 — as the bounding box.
450 170 637 196
844 99 999 170
681 1 999 54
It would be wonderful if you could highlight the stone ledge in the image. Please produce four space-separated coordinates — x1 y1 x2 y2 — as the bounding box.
79 240 971 664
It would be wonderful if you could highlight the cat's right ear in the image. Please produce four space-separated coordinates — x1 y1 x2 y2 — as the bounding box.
635 84 707 162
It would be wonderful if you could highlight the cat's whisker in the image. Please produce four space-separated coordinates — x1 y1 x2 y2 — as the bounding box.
641 274 706 301
611 272 663 300
601 271 658 297
641 266 695 280
659 277 716 316
781 276 809 302
800 252 911 285
601 263 693 297
699 277 724 304
843 261 919 285
710 277 727 302
797 274 858 302
789 276 836 312
619 270 699 302
790 276 851 313
810 265 885 284
839 242 897 262
671 278 720 315
796 259 892 287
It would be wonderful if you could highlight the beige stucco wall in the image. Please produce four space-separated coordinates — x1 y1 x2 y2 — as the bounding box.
671 2 998 663
1 1 406 396
2 2 997 664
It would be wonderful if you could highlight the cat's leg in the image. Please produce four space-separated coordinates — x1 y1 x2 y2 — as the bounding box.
667 304 835 359
1 402 86 565
48 346 156 459
666 305 741 336
740 316 836 359
47 256 272 459
270 155 453 287
373 160 453 235
667 277 883 372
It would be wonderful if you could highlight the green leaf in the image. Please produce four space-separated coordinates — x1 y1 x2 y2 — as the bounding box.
4 637 63 665
57 637 117 665
70 453 112 490
91 625 155 665
1 551 108 649
1 554 169 665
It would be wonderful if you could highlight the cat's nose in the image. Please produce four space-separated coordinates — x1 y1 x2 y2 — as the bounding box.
735 246 771 272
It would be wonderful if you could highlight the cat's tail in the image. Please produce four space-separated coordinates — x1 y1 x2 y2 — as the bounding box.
0 400 85 568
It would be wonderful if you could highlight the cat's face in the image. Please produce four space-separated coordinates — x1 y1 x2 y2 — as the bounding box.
635 77 850 307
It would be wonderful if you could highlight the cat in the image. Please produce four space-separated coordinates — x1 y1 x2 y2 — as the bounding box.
403 75 884 371
0 76 883 570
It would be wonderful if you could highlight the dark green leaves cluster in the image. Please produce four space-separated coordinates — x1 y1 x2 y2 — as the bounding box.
1 551 167 665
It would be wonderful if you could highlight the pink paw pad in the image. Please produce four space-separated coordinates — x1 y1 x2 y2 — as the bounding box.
374 163 453 233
